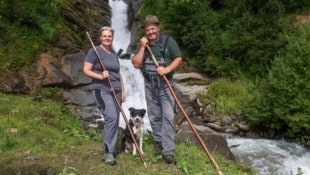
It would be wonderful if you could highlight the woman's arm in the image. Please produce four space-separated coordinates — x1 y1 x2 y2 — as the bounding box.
83 62 108 80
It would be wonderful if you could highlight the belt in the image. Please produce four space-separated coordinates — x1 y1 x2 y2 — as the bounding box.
143 72 164 88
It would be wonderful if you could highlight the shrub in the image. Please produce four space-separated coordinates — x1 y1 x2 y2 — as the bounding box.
141 0 291 78
244 24 310 144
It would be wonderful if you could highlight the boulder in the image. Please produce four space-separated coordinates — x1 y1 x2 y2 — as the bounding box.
36 53 73 88
176 122 235 160
61 52 91 86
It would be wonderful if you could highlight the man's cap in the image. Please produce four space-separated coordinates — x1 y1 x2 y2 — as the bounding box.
141 15 160 29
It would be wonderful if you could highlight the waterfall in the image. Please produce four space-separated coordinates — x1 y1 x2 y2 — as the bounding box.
109 0 130 53
108 1 310 175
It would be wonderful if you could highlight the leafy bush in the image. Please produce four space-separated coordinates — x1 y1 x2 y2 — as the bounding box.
244 24 310 144
140 0 296 78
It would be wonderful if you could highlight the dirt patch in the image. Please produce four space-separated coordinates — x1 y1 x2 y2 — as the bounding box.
295 12 310 25
0 160 60 175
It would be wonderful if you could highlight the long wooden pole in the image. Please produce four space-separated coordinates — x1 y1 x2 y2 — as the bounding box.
86 32 147 167
146 45 223 175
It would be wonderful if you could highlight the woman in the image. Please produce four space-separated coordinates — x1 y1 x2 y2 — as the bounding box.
83 26 126 166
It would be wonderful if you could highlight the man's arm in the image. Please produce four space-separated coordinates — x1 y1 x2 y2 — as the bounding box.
132 37 148 69
157 57 183 76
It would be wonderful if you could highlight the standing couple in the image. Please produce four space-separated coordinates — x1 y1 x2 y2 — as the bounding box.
83 15 183 166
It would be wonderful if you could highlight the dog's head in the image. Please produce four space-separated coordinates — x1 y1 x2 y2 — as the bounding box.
128 107 146 128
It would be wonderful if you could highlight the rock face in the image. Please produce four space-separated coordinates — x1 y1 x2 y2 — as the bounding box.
0 0 237 160
36 53 74 87
0 0 111 94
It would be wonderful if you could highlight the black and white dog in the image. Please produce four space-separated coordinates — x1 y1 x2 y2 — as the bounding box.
122 107 146 155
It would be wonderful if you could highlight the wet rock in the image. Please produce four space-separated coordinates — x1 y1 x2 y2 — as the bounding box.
237 122 250 132
205 122 222 131
221 115 233 125
202 103 214 117
225 126 239 134
179 121 216 135
203 114 218 123
176 125 235 161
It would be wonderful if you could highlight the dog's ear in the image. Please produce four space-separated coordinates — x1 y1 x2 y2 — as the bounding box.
141 109 146 116
129 107 137 116
129 107 134 112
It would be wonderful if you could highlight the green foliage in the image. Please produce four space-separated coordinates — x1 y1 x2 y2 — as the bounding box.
0 25 43 70
244 24 310 143
198 78 252 116
140 0 308 78
0 0 64 72
1 134 18 151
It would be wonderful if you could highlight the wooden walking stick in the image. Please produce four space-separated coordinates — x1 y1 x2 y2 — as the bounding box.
146 45 223 175
86 32 147 167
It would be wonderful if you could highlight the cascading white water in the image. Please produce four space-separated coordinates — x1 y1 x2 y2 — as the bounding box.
225 135 310 175
109 0 130 53
108 1 310 175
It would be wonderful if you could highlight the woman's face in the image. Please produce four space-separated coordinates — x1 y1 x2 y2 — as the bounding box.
144 24 160 43
100 30 113 46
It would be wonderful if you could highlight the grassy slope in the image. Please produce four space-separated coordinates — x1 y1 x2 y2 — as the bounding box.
0 93 255 175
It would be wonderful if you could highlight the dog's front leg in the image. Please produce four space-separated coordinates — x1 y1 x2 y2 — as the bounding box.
139 138 144 155
132 144 137 155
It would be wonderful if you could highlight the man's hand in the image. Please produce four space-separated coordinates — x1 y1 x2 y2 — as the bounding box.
157 66 170 76
140 37 148 48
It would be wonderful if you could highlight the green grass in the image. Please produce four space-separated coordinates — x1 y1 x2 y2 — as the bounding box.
197 78 252 116
0 93 255 175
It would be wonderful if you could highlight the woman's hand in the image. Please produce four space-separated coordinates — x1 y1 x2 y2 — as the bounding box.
121 91 126 102
101 70 109 80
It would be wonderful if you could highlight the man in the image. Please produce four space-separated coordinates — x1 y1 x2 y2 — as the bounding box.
132 15 183 164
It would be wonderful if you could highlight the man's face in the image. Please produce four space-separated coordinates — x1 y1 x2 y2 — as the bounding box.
144 24 160 42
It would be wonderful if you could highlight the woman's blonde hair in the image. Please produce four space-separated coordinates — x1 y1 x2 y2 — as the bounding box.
99 26 114 37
